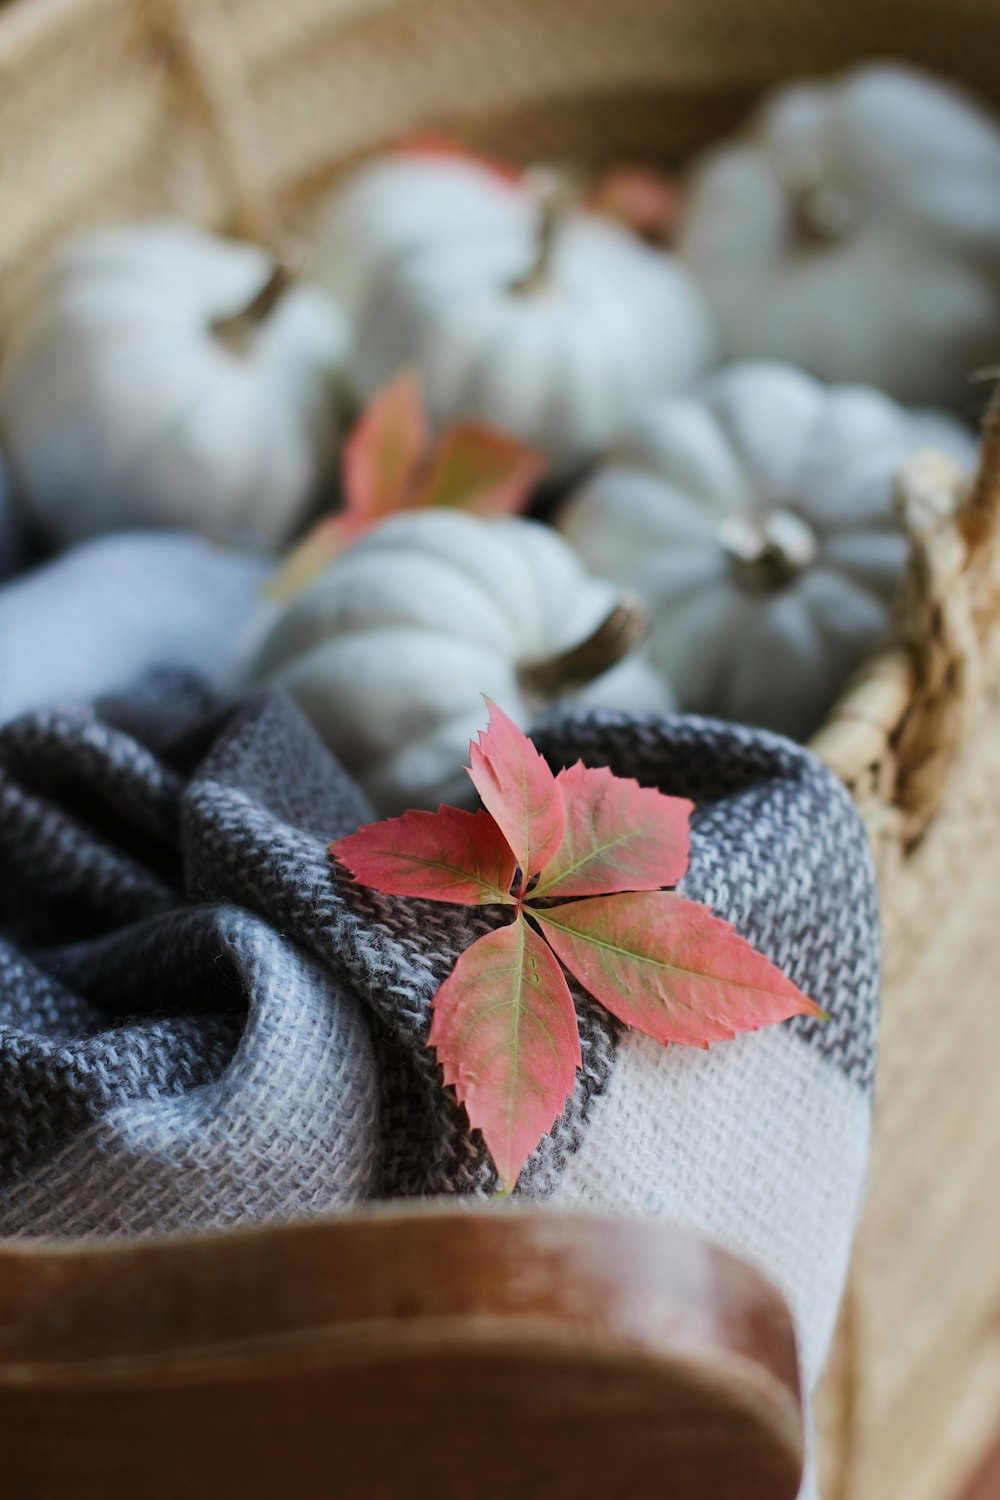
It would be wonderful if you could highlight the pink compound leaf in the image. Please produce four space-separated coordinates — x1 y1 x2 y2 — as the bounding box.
535 891 823 1048
412 422 544 518
331 805 517 905
532 761 692 899
343 370 428 525
466 699 565 889
429 914 581 1189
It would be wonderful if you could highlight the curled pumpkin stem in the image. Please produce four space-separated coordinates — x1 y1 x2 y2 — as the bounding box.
718 511 818 594
509 169 578 296
212 257 298 350
519 595 649 699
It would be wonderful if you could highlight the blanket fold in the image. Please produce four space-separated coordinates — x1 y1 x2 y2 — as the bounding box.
0 694 383 1235
0 669 879 1492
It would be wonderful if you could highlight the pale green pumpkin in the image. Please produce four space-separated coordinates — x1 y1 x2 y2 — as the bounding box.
0 220 348 548
680 63 1000 407
317 153 714 468
254 508 670 814
558 361 977 740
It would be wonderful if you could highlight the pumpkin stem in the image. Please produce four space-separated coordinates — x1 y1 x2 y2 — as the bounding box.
718 511 818 593
211 258 296 351
790 181 857 248
519 596 649 699
776 150 856 250
509 172 570 296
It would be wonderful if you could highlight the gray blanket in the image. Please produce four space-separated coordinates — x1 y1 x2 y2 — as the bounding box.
0 678 876 1340
0 532 879 1498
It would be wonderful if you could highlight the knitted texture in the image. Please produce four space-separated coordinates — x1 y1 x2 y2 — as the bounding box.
0 676 878 1499
0 700 382 1234
527 711 879 1444
0 688 877 1214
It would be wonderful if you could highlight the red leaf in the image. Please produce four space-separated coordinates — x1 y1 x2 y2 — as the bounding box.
429 915 581 1188
395 130 523 186
467 700 565 887
535 892 822 1048
533 762 692 899
328 692 826 1186
588 166 684 244
412 423 545 517
331 805 517 905
343 371 428 525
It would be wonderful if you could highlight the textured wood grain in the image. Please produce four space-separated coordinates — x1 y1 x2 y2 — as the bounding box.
0 1207 803 1500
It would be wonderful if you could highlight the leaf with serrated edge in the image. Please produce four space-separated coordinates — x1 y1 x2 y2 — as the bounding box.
429 916 581 1187
331 806 516 905
467 700 565 886
532 762 692 899
343 371 427 525
412 423 544 517
536 892 821 1047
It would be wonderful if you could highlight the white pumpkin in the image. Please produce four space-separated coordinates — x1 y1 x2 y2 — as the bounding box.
315 153 523 318
558 362 978 742
0 219 348 548
316 153 714 466
252 508 672 814
679 63 1000 408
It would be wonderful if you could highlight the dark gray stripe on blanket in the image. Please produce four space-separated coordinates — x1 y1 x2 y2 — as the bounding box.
0 692 877 1216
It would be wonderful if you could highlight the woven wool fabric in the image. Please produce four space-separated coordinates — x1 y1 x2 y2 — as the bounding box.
0 516 880 1499
0 681 878 1463
0 701 383 1233
530 713 878 1402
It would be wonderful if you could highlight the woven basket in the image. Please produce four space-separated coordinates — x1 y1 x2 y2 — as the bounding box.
2 1 1000 1495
